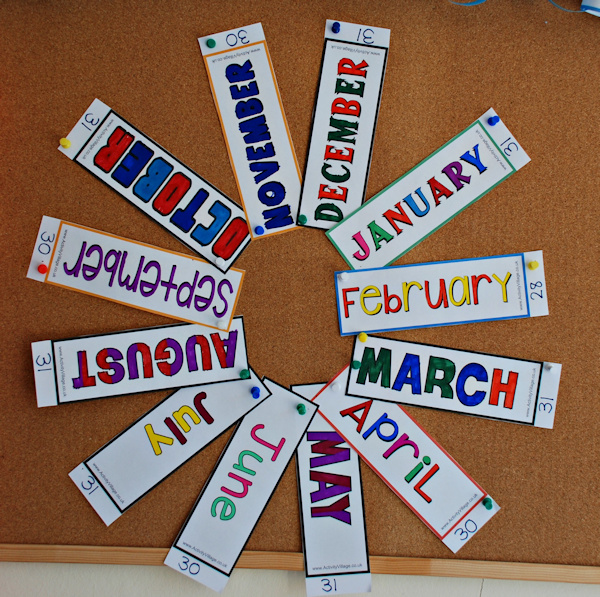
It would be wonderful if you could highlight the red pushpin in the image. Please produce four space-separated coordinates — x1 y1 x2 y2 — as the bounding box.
37 264 48 274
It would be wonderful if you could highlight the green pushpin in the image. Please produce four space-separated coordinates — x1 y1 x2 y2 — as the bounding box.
297 403 307 415
298 214 307 225
482 497 493 510
240 369 250 379
207 38 216 49
351 360 361 370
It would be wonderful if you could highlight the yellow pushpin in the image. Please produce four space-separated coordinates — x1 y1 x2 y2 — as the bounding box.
527 261 539 270
59 138 71 149
358 332 368 343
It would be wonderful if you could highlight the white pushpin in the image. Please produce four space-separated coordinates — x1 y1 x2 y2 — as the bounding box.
331 382 341 392
338 272 349 281
544 363 554 370
217 320 228 330
215 257 226 269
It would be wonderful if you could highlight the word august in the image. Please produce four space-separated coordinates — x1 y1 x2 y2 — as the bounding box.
225 59 292 231
64 241 234 316
315 58 371 223
351 145 488 261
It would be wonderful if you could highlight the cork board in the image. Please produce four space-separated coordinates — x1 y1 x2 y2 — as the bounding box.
1 0 599 576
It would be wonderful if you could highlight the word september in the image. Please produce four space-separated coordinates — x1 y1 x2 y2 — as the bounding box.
59 99 249 271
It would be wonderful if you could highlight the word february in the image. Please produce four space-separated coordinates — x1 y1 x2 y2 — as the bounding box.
59 99 249 271
299 20 390 230
327 109 530 268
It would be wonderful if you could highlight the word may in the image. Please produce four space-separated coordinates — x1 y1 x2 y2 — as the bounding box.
341 272 512 317
308 432 352 525
64 242 234 316
315 58 370 224
93 125 248 260
72 330 238 389
340 401 439 503
226 60 292 231
358 347 519 408
211 424 286 521
351 145 487 260
145 391 214 455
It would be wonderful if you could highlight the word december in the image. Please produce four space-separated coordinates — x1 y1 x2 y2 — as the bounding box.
340 400 438 502
225 60 292 231
315 58 371 223
341 271 512 317
308 431 352 525
64 241 234 316
72 330 238 389
350 145 487 260
94 123 248 260
357 347 519 409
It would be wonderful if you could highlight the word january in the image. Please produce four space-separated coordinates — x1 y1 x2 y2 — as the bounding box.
350 145 487 261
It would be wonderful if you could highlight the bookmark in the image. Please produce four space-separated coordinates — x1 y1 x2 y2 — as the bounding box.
293 384 371 597
349 335 561 428
27 216 244 329
199 23 301 240
31 317 248 407
310 367 499 553
164 380 318 592
58 99 249 272
298 20 390 230
327 109 530 268
335 251 548 335
69 371 269 525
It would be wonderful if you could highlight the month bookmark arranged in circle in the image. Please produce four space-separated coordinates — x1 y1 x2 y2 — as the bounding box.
335 251 548 335
30 318 248 407
327 109 530 268
293 383 371 597
58 99 250 272
299 20 390 230
164 380 318 592
199 23 302 240
27 216 244 329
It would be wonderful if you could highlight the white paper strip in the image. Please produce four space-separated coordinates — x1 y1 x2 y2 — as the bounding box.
335 251 548 335
164 380 318 592
27 216 244 328
294 384 371 597
348 336 561 428
31 317 248 406
310 368 499 553
199 23 301 240
298 20 390 230
327 109 530 268
58 99 250 272
70 371 270 525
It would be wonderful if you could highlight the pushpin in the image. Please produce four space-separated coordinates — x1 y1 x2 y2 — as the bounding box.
37 263 48 275
487 116 500 126
298 214 307 225
217 320 228 330
331 382 341 392
527 260 539 270
215 257 226 269
544 363 554 370
206 38 216 49
338 272 349 281
251 386 261 399
59 138 71 149
332 21 341 34
254 226 265 236
358 332 368 343
482 497 493 510
297 403 307 415
351 360 361 370
240 369 250 380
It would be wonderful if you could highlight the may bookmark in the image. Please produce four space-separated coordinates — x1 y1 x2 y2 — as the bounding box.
164 380 318 592
299 20 390 229
311 367 499 553
327 109 530 268
199 23 301 239
58 99 249 272
294 384 371 597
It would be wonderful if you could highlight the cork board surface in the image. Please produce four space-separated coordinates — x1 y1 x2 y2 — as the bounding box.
1 0 599 569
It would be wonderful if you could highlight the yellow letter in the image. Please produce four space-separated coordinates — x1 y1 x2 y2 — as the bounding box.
144 423 174 456
402 281 423 312
492 272 512 303
172 405 201 433
360 285 382 315
449 276 471 306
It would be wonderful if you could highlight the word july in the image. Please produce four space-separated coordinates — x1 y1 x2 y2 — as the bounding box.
59 99 249 271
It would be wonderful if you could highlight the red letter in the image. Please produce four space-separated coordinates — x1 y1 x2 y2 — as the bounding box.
318 184 348 202
153 173 192 215
94 127 134 172
342 287 359 318
338 58 369 77
331 97 362 118
339 400 372 433
489 369 518 409
324 145 354 163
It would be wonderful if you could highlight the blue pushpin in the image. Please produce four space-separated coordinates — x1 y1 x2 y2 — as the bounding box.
332 22 341 34
251 386 261 399
254 226 265 236
487 115 500 126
